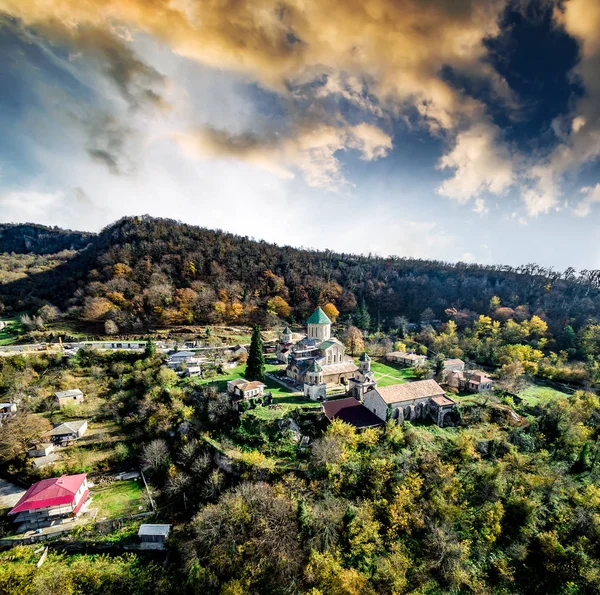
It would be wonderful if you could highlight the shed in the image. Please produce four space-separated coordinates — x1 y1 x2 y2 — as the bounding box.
138 524 171 544
55 389 84 407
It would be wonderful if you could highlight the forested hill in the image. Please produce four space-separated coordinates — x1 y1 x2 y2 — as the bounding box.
0 222 93 254
1 215 600 334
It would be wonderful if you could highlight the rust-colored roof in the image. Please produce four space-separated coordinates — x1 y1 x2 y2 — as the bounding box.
431 395 456 407
239 381 265 391
375 379 445 404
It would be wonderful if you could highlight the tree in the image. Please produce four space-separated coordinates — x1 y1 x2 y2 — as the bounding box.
342 326 364 355
322 303 340 323
141 439 170 472
0 413 52 462
559 325 577 352
246 325 265 382
145 336 156 357
266 296 291 319
355 299 371 332
420 308 435 323
104 320 119 335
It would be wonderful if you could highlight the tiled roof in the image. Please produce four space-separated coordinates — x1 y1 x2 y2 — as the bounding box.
322 397 384 428
431 395 456 407
373 380 445 404
306 307 331 325
9 474 87 514
239 381 265 391
443 359 464 367
387 351 427 360
321 361 358 375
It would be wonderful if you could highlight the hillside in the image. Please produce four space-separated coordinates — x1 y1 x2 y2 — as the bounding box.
1 215 600 336
0 223 92 254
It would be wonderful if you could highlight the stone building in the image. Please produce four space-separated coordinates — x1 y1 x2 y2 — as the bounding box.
385 351 428 367
348 352 377 397
363 379 457 427
285 307 358 395
446 369 494 393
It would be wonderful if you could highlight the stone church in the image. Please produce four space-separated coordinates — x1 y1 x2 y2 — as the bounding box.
280 307 358 399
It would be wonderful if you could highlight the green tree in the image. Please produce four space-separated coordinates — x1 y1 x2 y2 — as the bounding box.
245 325 265 382
144 336 156 357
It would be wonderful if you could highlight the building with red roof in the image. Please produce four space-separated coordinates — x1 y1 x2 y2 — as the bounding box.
9 473 90 529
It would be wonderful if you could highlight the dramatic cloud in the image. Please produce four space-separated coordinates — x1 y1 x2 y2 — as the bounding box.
176 122 392 189
0 0 512 190
574 184 600 217
521 0 600 216
436 122 514 204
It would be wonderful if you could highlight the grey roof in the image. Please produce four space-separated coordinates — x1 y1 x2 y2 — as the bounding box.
308 360 323 373
48 420 88 435
282 327 292 335
359 352 371 362
138 524 171 537
32 454 59 468
55 389 83 399
171 351 194 358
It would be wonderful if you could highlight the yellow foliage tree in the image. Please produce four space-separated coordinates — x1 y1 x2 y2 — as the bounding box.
322 302 340 322
267 296 292 318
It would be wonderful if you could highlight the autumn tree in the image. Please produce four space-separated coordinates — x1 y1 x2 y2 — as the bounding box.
267 296 292 319
342 326 364 356
246 325 265 382
321 302 340 323
0 413 51 462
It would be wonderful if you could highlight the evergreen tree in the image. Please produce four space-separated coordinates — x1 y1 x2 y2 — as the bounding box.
559 324 577 352
144 336 156 357
246 325 265 381
358 299 371 332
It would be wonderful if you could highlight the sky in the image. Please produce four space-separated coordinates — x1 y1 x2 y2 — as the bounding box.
1 0 600 271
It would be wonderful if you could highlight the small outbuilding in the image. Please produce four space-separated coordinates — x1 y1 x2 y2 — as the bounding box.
28 444 55 458
186 365 202 377
48 420 88 444
138 524 171 549
55 389 84 407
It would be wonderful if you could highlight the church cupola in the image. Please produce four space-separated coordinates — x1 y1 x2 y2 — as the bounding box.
306 307 331 342
281 326 293 344
359 352 371 373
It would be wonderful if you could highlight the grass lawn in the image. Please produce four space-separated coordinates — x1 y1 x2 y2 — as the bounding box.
517 383 572 406
367 359 417 387
91 479 147 519
0 315 25 345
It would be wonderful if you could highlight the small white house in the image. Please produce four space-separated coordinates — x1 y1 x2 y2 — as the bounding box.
48 420 88 444
385 351 428 367
186 366 202 377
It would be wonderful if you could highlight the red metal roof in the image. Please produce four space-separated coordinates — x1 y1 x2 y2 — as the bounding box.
9 474 87 515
